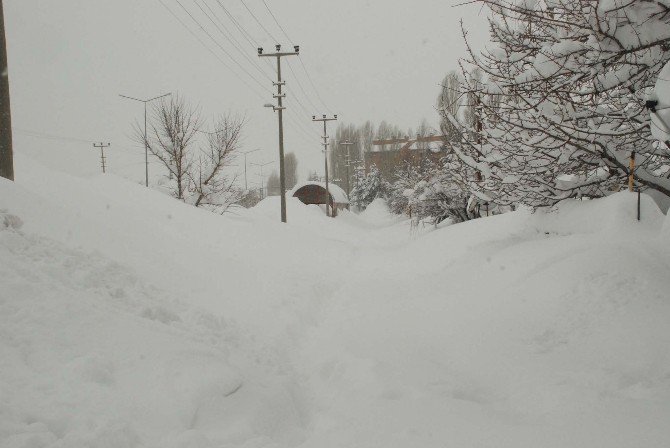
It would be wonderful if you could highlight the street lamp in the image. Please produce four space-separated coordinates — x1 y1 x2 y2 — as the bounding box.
119 92 172 187
241 148 261 190
251 161 274 198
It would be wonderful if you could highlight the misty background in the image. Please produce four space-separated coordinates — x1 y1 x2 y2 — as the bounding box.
5 0 488 183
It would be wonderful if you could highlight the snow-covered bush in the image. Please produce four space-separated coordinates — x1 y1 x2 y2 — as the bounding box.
393 158 474 224
350 164 385 210
385 162 423 215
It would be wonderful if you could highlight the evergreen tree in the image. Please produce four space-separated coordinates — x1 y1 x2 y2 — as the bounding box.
350 164 384 210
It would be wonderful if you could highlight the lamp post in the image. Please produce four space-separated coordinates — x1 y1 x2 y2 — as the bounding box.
119 92 172 187
252 161 274 198
241 148 261 191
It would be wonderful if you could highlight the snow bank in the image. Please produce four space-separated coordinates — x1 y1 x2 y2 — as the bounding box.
356 198 402 226
3 149 670 448
297 192 670 448
0 211 244 447
527 192 664 236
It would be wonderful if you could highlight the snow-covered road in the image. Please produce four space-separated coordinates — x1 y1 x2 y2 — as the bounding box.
2 153 670 448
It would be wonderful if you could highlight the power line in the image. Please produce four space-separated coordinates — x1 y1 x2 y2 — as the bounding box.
158 0 269 100
211 0 260 49
13 127 94 144
254 0 329 114
213 0 321 118
238 0 279 43
192 0 273 83
171 0 271 94
253 0 333 113
13 126 153 163
260 0 292 43
285 60 320 112
297 55 334 114
255 0 333 114
209 0 278 78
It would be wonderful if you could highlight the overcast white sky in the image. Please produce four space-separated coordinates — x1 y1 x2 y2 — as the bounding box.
5 0 490 184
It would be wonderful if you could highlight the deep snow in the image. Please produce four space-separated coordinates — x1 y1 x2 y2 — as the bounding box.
2 151 670 448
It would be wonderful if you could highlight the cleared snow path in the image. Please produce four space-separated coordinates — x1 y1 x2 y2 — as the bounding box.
2 153 670 448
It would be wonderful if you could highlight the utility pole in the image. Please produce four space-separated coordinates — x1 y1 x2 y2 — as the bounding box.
119 92 171 187
312 115 337 217
339 140 356 200
0 0 13 181
259 44 299 223
93 142 111 174
241 148 261 191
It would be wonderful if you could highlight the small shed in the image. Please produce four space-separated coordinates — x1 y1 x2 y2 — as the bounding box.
291 181 349 217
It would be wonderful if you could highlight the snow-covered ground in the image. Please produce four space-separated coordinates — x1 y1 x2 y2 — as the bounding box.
2 150 670 448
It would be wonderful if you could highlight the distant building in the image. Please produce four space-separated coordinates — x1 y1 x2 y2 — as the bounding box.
291 181 349 217
365 138 445 180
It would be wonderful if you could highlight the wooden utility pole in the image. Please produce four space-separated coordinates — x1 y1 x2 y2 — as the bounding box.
259 44 299 223
93 142 111 174
0 0 13 181
313 115 338 217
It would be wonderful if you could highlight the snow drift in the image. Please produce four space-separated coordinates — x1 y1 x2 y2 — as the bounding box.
2 152 670 448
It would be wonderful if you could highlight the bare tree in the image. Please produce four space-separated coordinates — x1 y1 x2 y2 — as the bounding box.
191 113 246 211
436 71 461 145
136 94 201 200
359 120 375 153
136 95 245 212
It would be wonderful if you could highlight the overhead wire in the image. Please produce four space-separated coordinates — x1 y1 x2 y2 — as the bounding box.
12 127 95 144
171 0 272 95
238 0 279 43
166 0 323 147
158 0 269 101
229 0 327 142
208 0 279 80
260 0 292 43
13 127 155 158
204 0 323 123
193 0 274 83
257 0 335 114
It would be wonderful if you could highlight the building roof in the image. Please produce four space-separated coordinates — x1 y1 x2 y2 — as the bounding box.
291 181 349 204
